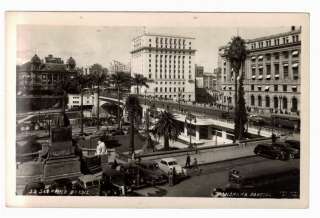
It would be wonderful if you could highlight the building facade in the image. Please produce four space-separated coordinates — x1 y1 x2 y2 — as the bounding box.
109 60 131 74
16 54 78 93
130 33 196 102
218 26 301 116
67 93 95 109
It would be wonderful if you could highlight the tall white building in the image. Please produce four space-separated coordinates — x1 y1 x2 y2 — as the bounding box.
130 33 196 102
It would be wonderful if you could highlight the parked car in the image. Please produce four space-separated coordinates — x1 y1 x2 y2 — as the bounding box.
254 143 287 160
77 173 102 196
158 158 186 176
285 140 300 150
118 162 147 189
136 160 168 186
273 142 300 159
101 168 132 196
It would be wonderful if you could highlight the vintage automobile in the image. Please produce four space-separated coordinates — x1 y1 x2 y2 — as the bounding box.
136 160 168 186
254 143 287 160
101 168 132 196
272 142 299 159
77 173 102 196
118 162 148 189
158 158 187 176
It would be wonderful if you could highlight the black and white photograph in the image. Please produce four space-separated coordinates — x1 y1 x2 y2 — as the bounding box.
5 12 309 208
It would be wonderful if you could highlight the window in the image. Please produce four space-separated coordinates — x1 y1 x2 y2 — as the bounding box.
274 52 279 60
292 64 299 80
266 54 271 61
258 96 262 107
251 95 255 106
283 85 287 92
274 63 280 79
283 65 289 78
274 85 278 91
266 64 271 76
251 85 254 91
283 97 288 109
274 97 278 109
265 96 270 107
283 51 289 59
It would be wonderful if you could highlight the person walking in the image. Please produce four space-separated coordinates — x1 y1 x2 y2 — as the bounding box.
168 168 174 186
96 139 107 155
185 154 191 168
172 167 177 186
192 157 201 175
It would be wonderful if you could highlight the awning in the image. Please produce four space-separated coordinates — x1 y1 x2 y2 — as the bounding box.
266 75 271 79
258 75 263 79
223 86 226 90
292 86 297 89
257 86 262 88
251 75 256 79
283 63 289 67
229 86 232 90
258 55 264 60
292 50 299 56
292 63 299 68
275 74 279 77
265 86 270 91
251 56 256 60
259 66 263 69
252 66 256 69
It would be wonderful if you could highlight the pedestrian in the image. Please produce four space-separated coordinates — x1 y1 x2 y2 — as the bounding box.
168 168 174 186
192 157 201 175
172 167 177 185
185 154 191 168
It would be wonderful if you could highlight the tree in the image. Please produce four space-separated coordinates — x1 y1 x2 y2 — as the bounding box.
151 111 182 150
125 95 142 155
90 63 107 130
110 71 132 130
226 36 248 141
132 74 149 95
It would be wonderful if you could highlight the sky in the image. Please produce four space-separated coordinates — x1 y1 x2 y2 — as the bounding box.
17 25 291 72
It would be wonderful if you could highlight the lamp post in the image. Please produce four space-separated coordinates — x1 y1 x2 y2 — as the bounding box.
185 112 197 150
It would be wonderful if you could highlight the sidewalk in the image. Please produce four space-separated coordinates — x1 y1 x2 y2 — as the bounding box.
151 142 260 167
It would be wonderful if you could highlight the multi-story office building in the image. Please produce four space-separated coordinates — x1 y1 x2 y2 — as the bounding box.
109 60 131 74
130 33 196 102
218 26 301 116
16 54 78 93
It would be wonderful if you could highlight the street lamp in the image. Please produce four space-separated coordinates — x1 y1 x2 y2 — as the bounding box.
185 112 197 150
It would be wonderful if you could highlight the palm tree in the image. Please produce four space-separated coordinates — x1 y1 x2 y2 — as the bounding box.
151 111 182 150
125 95 142 155
226 36 248 141
91 64 107 130
110 71 132 130
132 74 149 95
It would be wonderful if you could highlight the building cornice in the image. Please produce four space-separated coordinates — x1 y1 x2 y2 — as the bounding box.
131 46 197 54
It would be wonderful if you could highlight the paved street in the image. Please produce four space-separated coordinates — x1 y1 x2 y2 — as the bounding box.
134 156 300 197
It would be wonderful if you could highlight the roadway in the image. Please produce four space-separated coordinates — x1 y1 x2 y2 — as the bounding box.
133 156 300 197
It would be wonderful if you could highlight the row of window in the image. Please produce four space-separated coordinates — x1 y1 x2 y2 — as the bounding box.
155 74 186 79
153 94 192 100
250 34 299 49
152 37 192 46
250 50 299 62
150 54 192 59
251 63 299 80
156 81 185 85
154 87 185 93
249 95 298 111
149 44 192 50
250 84 298 92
